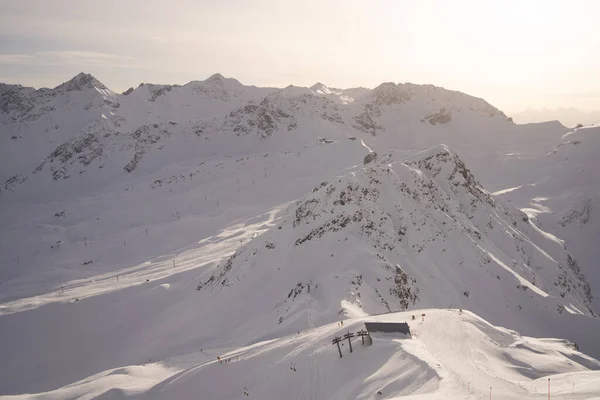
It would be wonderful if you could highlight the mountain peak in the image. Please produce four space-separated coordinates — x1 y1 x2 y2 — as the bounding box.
54 72 108 93
308 82 330 94
206 73 225 81
203 73 242 86
372 82 397 91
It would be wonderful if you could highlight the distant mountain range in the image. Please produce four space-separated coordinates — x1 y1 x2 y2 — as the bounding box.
510 107 600 127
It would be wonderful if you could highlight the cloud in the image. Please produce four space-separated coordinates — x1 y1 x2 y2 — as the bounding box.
37 51 141 68
0 51 142 69
38 51 126 59
0 54 35 64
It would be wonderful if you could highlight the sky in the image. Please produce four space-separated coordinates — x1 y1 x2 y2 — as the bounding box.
1 0 599 113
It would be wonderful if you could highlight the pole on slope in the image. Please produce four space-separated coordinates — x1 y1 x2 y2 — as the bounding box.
343 331 355 353
490 386 492 400
173 260 176 268
356 329 369 345
548 378 550 400
332 336 343 358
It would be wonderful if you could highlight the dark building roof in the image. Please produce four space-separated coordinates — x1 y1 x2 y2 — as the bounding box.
364 322 411 336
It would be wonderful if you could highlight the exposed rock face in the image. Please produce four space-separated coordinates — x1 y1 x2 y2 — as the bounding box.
559 199 592 227
363 152 378 165
143 84 179 102
422 108 452 125
225 100 296 139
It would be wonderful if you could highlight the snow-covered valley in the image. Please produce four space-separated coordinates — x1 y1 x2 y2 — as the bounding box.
1 73 599 399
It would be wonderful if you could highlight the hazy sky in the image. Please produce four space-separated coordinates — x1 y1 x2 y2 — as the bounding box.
1 0 599 112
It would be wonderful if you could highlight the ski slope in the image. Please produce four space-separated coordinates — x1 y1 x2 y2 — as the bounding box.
3 309 599 399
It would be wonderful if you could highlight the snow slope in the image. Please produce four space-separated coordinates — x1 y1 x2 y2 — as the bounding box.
3 309 599 399
139 310 600 400
0 137 367 301
492 125 600 310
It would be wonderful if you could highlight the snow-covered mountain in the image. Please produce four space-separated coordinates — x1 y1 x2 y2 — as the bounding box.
0 73 119 181
0 72 596 305
0 72 272 183
195 146 597 352
1 72 600 398
1 73 514 183
0 72 594 304
352 81 511 136
0 72 525 298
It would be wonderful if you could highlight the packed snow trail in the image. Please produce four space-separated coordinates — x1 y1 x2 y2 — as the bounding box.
0 206 283 316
